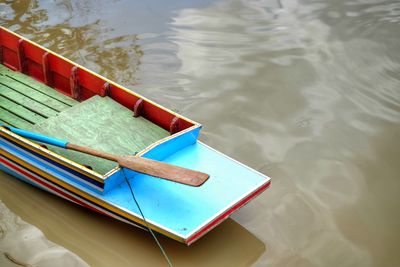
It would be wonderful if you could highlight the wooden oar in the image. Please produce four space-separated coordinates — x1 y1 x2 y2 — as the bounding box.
1 126 209 187
65 143 209 186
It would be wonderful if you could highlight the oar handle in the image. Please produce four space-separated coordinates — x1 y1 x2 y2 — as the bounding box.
2 126 68 148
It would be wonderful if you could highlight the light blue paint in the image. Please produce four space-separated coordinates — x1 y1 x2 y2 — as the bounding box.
3 126 68 148
103 169 125 193
104 141 270 236
142 126 201 161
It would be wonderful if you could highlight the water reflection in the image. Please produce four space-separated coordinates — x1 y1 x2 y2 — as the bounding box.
168 0 400 266
1 1 144 85
1 0 400 266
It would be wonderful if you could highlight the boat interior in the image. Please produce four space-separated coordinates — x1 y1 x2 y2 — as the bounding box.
0 27 201 176
0 63 173 174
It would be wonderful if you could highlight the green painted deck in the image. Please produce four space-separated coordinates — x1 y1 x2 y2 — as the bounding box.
0 65 170 175
31 96 169 174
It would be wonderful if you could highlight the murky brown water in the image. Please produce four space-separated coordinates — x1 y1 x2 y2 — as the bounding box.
1 0 400 266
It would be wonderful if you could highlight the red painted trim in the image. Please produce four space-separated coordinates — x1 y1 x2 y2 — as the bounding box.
186 180 271 245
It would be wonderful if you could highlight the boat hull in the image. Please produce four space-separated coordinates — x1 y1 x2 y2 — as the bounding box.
1 131 270 245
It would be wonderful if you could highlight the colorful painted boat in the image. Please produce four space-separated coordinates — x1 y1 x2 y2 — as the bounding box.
0 26 271 245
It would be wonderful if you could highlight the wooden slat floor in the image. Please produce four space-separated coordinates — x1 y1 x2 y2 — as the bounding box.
0 64 79 128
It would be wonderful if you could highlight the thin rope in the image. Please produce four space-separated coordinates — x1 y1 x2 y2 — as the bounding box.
122 169 173 267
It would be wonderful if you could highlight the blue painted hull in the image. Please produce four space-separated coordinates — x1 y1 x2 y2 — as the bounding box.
1 129 270 244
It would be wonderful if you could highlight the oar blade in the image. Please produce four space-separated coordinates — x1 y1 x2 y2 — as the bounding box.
118 156 209 187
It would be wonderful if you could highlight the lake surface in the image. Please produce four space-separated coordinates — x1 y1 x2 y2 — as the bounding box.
1 0 400 266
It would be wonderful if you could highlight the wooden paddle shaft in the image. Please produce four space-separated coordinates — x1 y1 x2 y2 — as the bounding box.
66 143 119 162
66 142 209 186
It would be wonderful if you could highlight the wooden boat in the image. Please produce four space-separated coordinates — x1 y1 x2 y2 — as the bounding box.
0 26 271 245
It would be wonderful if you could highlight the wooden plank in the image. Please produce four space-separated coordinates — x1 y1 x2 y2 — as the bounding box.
0 106 33 129
0 119 12 126
0 95 46 124
0 85 58 118
0 75 70 112
0 64 78 106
